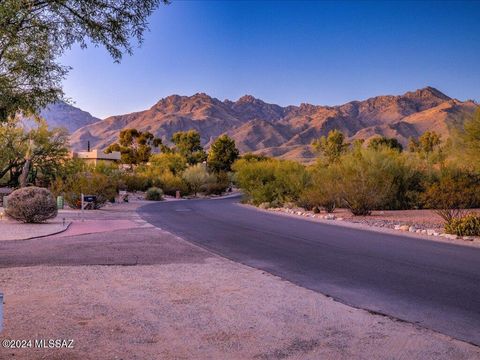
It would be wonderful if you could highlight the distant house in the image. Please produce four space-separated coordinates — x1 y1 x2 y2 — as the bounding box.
71 149 121 166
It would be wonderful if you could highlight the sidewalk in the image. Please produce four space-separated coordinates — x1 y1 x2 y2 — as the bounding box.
0 207 70 241
0 200 151 241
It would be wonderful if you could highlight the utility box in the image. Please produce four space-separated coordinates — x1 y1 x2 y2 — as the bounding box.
57 196 64 209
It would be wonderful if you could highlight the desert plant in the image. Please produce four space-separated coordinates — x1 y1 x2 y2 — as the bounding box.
445 214 480 236
52 172 117 209
157 170 189 196
207 135 239 172
312 129 349 164
331 148 405 215
299 165 339 213
145 187 163 201
5 186 57 223
182 163 210 196
201 171 230 195
120 173 151 192
233 158 308 206
149 152 187 175
422 168 480 223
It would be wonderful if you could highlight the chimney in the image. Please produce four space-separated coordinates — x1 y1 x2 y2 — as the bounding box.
87 141 90 152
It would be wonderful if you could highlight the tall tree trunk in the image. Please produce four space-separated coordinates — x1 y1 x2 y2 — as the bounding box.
19 139 33 188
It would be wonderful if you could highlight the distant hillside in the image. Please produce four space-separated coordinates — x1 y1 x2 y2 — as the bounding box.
38 102 101 133
68 87 477 161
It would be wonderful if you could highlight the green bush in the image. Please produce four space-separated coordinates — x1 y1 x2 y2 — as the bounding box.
5 186 57 223
157 170 189 197
330 147 411 215
149 153 187 175
120 173 151 192
201 171 230 195
299 166 338 213
232 158 308 206
422 168 480 223
182 163 210 196
52 172 117 209
445 215 480 236
145 187 163 201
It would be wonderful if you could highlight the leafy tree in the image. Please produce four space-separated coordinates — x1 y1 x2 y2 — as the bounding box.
458 108 480 169
0 0 165 122
368 136 403 152
171 130 207 165
149 152 187 175
312 129 349 163
463 108 480 151
105 128 162 165
182 163 210 196
207 135 239 172
0 120 69 186
408 131 441 153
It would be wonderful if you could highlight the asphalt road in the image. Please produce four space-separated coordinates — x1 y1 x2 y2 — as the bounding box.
139 195 480 346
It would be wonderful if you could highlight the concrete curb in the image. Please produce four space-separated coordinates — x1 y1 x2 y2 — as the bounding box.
0 221 72 242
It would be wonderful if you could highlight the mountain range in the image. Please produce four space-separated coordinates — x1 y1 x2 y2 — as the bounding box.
41 87 477 162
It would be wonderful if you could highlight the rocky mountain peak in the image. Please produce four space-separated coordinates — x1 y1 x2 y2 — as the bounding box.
405 86 451 101
236 95 261 104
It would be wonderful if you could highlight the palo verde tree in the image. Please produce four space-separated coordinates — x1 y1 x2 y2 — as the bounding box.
312 129 349 163
105 128 162 165
207 134 239 173
408 131 442 153
0 0 166 122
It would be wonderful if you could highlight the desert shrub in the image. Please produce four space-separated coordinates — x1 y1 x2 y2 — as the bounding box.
445 215 480 236
182 163 210 196
5 186 57 223
299 166 339 213
157 170 189 196
145 187 163 201
52 172 117 209
120 173 151 192
201 171 230 195
331 148 410 215
422 168 480 223
232 158 309 206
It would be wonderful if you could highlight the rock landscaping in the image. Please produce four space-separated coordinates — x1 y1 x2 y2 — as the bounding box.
266 206 480 243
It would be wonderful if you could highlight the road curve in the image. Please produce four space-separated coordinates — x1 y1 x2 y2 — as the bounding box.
138 196 480 345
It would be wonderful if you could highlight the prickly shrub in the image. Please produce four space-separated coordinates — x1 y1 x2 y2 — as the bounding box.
445 215 480 236
145 187 163 201
5 186 57 223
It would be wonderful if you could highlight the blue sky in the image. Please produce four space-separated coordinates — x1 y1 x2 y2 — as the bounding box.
61 0 480 118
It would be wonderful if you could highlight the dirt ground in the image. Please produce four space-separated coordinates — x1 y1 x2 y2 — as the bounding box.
0 201 479 359
1 231 479 359
337 208 479 228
